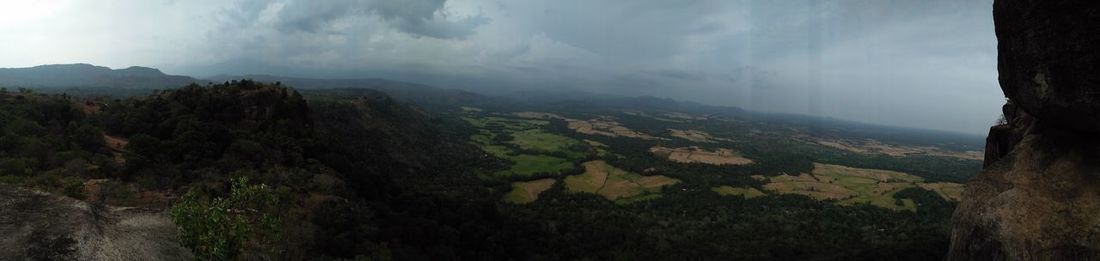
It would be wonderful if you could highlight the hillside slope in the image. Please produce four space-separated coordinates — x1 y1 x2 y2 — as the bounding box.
0 81 541 259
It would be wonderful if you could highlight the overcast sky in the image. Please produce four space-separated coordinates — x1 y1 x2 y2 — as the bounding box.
0 0 1001 134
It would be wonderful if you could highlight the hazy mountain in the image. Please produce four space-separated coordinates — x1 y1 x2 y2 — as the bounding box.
206 74 517 110
0 64 197 89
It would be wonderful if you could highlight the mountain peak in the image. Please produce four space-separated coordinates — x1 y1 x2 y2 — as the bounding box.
117 66 166 76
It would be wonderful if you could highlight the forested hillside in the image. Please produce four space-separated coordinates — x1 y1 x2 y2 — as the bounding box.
0 81 547 260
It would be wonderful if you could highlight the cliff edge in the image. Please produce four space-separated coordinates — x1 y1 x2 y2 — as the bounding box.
948 0 1100 260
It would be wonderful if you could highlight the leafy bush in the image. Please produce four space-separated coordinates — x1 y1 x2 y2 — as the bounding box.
171 177 282 260
62 177 86 200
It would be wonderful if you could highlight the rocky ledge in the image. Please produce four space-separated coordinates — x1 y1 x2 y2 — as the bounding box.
0 185 191 260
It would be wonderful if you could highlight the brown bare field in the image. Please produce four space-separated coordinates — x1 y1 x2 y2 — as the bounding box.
564 162 609 193
812 163 922 182
564 161 680 201
503 178 557 204
809 137 983 161
599 173 646 200
566 118 660 140
668 129 733 143
919 182 965 201
635 175 680 189
650 146 754 165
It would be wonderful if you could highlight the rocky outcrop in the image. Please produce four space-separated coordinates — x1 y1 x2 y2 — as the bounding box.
0 185 192 260
948 0 1100 260
993 1 1100 133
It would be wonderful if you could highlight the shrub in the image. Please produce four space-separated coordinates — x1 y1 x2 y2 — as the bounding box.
171 177 282 260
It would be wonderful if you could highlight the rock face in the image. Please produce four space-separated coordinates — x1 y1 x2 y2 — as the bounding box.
993 0 1100 133
0 185 192 260
948 0 1100 260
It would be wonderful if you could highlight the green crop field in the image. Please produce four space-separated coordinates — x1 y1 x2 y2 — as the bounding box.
493 154 574 177
712 186 766 198
761 163 931 211
508 129 586 159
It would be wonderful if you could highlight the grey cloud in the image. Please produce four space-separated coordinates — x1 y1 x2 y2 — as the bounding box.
276 0 366 33
389 14 490 39
652 69 705 81
1 0 1002 134
504 0 730 62
262 0 489 38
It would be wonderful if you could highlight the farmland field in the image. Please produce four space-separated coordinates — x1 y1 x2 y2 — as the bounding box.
712 186 766 198
496 154 574 177
508 129 586 159
463 114 588 178
504 178 557 204
650 146 754 165
758 163 950 211
565 160 679 202
453 103 980 259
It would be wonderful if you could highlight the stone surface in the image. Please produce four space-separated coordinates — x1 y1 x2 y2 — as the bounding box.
993 0 1100 133
949 0 1100 260
0 185 192 260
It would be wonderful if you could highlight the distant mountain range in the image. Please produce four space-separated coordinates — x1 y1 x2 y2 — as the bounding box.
0 63 984 145
0 64 196 89
0 64 520 111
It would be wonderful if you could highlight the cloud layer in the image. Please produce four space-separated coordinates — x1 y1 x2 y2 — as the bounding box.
0 0 1001 134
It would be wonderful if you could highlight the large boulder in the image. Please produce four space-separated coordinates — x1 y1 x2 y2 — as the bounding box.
949 0 1100 260
950 127 1100 260
994 0 1100 133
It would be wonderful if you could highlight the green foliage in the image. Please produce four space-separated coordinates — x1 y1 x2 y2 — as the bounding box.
171 177 282 260
61 177 86 200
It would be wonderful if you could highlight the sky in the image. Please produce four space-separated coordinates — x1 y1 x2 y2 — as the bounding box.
0 0 1001 134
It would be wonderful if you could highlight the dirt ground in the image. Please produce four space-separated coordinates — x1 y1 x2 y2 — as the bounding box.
102 134 130 165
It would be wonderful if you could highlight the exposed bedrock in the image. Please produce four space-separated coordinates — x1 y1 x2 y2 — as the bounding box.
948 0 1100 260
